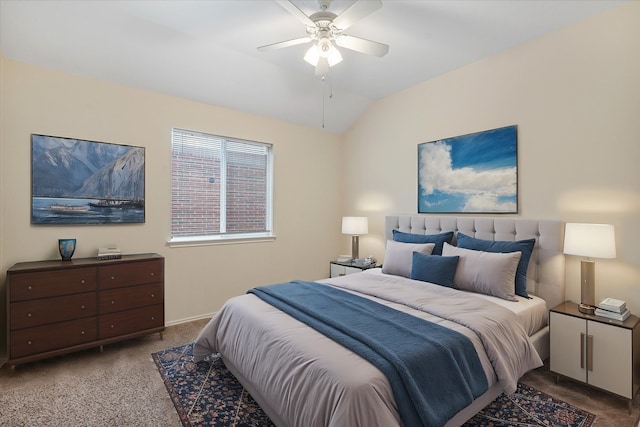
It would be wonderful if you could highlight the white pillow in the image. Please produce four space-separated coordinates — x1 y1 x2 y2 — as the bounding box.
382 240 435 278
441 242 521 301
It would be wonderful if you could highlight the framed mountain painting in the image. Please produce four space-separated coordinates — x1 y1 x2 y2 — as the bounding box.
418 125 517 214
31 134 145 224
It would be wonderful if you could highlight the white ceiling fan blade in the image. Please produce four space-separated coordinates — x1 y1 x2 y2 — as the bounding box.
335 35 389 57
315 57 330 76
275 0 315 26
258 37 312 52
332 0 382 30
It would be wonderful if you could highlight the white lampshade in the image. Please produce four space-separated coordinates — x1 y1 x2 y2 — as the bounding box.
342 217 368 235
563 223 616 259
303 44 320 65
304 38 343 67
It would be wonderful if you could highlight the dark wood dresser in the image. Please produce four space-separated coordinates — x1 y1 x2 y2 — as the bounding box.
6 253 164 368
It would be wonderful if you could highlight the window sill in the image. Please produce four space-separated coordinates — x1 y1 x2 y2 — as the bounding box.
168 233 276 248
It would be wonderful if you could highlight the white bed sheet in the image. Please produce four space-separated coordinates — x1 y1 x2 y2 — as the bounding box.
347 269 548 337
467 288 548 337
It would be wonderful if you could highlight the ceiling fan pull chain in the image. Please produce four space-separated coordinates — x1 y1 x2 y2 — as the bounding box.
329 70 333 100
322 75 326 129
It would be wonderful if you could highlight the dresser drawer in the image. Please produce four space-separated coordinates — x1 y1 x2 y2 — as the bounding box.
98 260 163 289
99 283 163 314
10 317 97 359
9 267 97 301
99 304 164 339
11 292 97 330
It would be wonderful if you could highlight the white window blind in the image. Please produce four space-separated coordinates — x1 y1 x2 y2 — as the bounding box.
171 128 273 243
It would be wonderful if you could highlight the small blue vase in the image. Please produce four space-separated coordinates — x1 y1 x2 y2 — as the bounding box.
59 239 76 261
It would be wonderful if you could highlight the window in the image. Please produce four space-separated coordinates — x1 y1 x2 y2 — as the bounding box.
171 128 273 243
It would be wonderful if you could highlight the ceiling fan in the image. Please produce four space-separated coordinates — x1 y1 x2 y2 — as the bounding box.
258 0 389 76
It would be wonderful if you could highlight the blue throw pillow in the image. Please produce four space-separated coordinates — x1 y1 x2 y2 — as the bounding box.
392 230 454 256
410 252 460 288
456 232 535 298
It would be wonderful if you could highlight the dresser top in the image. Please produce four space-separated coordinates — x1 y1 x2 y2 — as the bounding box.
8 253 163 273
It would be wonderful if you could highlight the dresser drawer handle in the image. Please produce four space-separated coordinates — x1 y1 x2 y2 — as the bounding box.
111 276 115 280
150 272 154 277
28 286 32 290
81 305 85 309
28 313 32 317
27 341 32 345
110 324 114 328
111 300 115 304
151 316 155 320
81 331 85 335
81 279 85 284
151 294 155 298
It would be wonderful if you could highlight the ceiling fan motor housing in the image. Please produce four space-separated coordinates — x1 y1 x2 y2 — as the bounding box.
307 11 341 40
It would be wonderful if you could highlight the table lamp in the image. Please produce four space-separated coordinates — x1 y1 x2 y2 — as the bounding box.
342 216 368 261
563 223 616 314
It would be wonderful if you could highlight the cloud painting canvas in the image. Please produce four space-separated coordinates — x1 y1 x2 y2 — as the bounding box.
418 125 517 213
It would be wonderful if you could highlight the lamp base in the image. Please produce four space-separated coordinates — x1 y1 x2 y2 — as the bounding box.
578 303 595 315
351 235 359 261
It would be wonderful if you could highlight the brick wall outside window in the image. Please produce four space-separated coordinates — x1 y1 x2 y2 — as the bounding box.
171 129 272 239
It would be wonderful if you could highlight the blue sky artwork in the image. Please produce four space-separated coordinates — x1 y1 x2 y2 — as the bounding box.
418 125 517 213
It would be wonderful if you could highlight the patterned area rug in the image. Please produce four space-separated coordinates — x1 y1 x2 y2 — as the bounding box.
152 343 596 427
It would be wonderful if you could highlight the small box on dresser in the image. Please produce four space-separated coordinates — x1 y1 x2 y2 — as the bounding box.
6 253 164 369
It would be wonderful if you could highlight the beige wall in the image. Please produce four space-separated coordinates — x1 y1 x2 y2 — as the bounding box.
0 58 344 337
343 3 640 313
1 2 639 358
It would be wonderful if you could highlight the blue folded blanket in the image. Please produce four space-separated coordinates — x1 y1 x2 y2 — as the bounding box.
249 281 488 427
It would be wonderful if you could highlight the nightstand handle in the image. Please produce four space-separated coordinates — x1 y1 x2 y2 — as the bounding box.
580 333 585 369
580 333 594 371
586 334 594 372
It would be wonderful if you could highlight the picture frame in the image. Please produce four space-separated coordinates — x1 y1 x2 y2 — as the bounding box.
418 125 517 214
31 134 145 224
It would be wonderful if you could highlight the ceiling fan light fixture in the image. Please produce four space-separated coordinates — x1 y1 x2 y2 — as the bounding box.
304 44 320 66
304 38 342 68
325 42 343 67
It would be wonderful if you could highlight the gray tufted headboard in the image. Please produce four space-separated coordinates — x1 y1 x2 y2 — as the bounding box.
385 215 565 311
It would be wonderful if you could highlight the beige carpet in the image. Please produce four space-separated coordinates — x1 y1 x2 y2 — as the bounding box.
1 319 638 426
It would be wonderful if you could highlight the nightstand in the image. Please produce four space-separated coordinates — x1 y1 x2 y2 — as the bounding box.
329 261 379 278
549 301 640 413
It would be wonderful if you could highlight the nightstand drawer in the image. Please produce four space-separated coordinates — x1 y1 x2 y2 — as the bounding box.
330 261 378 278
331 264 362 277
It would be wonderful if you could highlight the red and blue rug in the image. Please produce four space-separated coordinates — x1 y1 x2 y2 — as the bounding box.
152 343 596 427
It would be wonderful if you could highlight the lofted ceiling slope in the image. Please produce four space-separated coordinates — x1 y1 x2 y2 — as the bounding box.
0 0 625 133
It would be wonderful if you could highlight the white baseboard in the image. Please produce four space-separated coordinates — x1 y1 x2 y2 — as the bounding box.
165 312 216 327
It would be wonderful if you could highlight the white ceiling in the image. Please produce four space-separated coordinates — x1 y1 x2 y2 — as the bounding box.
0 0 625 134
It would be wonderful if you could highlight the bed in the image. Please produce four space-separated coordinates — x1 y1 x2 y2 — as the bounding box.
194 215 565 427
